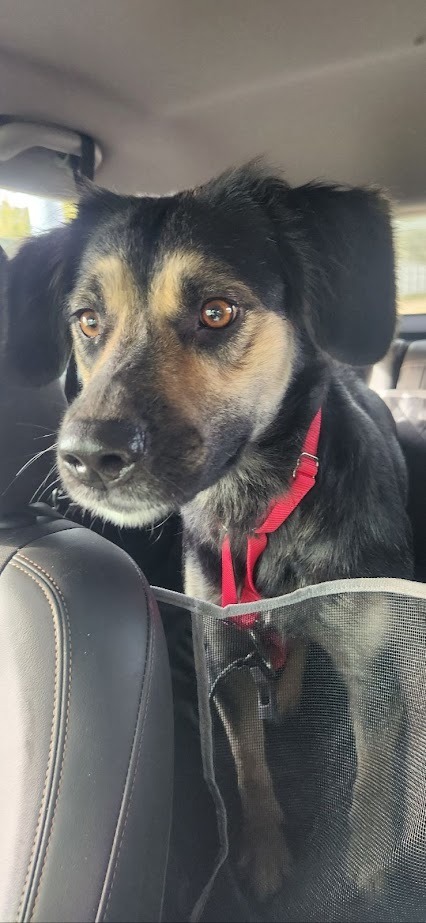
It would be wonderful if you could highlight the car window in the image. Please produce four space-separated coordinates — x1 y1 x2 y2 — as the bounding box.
1 187 425 317
0 188 75 257
395 211 426 315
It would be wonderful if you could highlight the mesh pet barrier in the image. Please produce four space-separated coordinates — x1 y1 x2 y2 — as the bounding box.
154 578 426 923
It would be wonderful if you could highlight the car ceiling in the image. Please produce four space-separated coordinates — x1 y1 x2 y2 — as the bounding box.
0 0 425 202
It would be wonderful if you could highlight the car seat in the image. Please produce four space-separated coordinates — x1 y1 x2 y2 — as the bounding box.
370 340 426 581
0 249 173 922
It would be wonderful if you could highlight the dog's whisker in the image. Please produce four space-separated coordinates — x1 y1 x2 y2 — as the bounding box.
29 461 59 504
63 500 79 520
1 443 58 498
151 511 174 543
88 513 98 531
153 511 173 531
37 475 62 504
153 525 164 543
16 423 56 434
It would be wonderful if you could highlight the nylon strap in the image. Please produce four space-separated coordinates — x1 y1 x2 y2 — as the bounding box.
221 409 322 668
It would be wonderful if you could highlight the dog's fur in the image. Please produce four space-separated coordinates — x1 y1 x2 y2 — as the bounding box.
5 163 413 900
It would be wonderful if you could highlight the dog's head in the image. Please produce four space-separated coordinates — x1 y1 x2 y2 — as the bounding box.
5 163 395 526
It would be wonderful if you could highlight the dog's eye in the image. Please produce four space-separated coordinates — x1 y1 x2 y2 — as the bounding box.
77 309 102 339
200 299 238 329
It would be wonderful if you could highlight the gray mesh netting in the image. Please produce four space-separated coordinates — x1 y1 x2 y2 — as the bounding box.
154 578 426 923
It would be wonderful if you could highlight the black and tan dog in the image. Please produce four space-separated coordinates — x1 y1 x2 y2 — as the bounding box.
5 163 413 900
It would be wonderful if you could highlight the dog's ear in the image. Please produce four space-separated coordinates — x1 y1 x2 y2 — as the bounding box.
203 163 396 365
3 184 131 387
284 182 396 365
4 225 78 386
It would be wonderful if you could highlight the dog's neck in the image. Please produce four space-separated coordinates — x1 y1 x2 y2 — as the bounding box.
183 352 330 547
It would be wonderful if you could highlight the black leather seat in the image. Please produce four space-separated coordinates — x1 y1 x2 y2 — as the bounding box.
0 520 173 923
370 340 426 582
0 253 174 922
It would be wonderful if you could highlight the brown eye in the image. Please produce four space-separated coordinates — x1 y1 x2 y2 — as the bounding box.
200 299 238 329
77 309 101 339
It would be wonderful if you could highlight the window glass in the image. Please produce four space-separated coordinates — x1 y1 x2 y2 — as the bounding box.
0 188 76 257
1 189 425 315
395 211 426 315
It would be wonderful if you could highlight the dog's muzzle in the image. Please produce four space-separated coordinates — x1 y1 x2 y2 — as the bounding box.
59 419 147 490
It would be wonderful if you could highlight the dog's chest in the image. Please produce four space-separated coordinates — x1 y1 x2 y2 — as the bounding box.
183 504 327 605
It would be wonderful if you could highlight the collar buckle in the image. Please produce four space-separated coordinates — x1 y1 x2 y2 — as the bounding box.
292 451 319 479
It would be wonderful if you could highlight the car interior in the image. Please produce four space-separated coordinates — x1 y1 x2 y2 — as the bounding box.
0 3 425 922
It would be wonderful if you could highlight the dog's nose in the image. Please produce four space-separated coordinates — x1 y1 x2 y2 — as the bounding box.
59 420 146 488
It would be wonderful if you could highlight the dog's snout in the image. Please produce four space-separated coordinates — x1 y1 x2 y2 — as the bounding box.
59 420 147 488
62 450 129 486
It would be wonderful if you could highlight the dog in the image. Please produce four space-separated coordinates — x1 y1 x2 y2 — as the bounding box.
5 162 413 902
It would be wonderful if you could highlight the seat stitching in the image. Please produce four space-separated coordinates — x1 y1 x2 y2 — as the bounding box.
23 552 160 922
15 554 73 922
11 562 60 922
93 557 155 919
20 552 161 921
18 555 70 606
100 581 157 922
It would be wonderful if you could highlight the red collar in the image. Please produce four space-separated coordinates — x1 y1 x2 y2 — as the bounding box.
221 409 322 670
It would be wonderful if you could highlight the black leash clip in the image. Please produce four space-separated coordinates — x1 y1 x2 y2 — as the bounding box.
208 624 286 723
249 660 281 722
248 626 285 723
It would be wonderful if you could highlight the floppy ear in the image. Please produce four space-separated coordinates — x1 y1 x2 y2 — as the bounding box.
285 182 396 365
4 225 76 386
205 163 396 365
3 183 131 387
